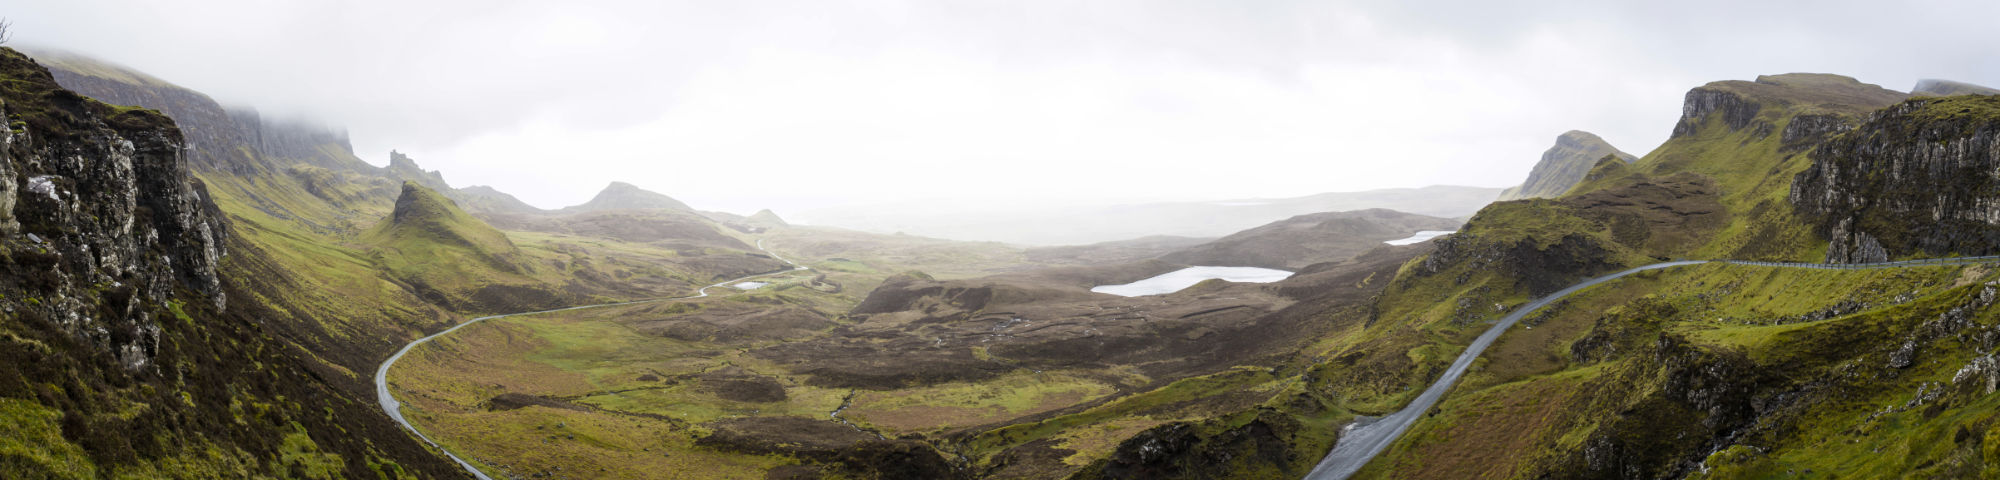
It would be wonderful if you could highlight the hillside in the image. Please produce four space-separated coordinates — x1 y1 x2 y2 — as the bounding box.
1319 76 2000 479
12 29 2000 480
796 185 1500 245
747 208 788 228
1913 78 2000 97
1161 209 1463 269
0 46 469 479
563 181 694 212
362 182 555 311
1496 130 1637 200
7 47 826 478
455 184 543 215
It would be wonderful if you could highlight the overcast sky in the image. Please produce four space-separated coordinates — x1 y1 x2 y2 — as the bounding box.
9 0 1998 214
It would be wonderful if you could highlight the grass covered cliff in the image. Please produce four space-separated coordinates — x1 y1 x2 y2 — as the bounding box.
0 46 470 479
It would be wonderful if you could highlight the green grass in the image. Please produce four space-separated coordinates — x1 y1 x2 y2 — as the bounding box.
0 398 98 479
1358 261 1999 478
844 370 1117 434
966 367 1280 460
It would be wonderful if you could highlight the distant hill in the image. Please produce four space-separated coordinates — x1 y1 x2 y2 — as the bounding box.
457 184 544 215
1911 78 2000 97
796 185 1500 246
748 209 789 228
1496 130 1637 201
1024 235 1214 266
363 182 538 305
1160 209 1462 269
368 181 520 256
564 181 694 212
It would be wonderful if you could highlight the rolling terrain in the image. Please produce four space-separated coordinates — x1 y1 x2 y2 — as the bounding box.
5 36 2000 480
795 185 1500 246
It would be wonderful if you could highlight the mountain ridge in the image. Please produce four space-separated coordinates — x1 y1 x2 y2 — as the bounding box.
1496 130 1637 201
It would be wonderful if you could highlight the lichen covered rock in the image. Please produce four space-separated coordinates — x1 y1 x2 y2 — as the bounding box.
1792 95 2000 263
1 47 226 371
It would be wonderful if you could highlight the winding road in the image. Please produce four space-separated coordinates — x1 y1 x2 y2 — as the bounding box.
1303 256 2000 480
374 238 807 480
372 235 1997 480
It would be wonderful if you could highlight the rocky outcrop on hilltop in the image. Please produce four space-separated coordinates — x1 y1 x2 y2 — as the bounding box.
1792 95 2000 263
1673 88 1764 138
1672 74 1907 141
385 149 454 193
1498 130 1637 200
1 48 225 369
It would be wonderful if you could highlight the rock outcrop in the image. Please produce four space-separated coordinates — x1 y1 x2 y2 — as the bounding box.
1791 95 2000 263
1671 74 1907 140
1 48 226 370
384 149 453 193
1497 130 1637 200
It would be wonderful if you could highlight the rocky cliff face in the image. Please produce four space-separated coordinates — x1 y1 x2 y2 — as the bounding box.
1498 130 1637 200
1673 88 1764 139
1671 74 1907 142
1 48 225 370
1 47 469 480
1791 95 2000 263
385 150 453 193
29 48 361 177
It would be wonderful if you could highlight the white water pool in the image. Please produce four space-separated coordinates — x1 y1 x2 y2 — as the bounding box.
1091 266 1295 297
1384 230 1454 246
733 281 768 290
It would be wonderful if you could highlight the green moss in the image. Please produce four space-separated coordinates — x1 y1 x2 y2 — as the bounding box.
0 398 98 479
277 423 346 479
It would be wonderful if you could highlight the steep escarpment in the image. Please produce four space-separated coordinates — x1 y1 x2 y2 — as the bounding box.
1791 95 2000 263
1670 74 1907 141
1333 76 1995 480
30 47 366 178
384 150 454 194
1583 73 1909 261
0 47 466 479
1 46 223 371
1497 131 1638 201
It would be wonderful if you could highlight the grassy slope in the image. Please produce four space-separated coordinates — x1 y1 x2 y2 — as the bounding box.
1351 79 2000 478
0 47 462 479
1355 263 1996 478
8 47 809 478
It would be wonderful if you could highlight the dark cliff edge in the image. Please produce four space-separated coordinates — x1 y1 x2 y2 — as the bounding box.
0 47 467 478
1792 95 2000 263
